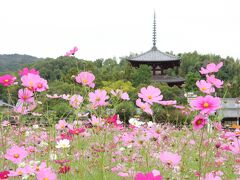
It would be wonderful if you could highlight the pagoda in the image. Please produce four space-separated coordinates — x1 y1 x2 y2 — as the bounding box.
128 12 185 86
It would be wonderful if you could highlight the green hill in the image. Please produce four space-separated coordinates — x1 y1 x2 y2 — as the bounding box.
0 54 39 73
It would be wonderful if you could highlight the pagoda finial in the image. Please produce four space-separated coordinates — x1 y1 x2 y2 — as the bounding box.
153 11 157 48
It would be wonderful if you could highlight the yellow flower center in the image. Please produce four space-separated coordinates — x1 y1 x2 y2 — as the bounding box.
35 167 40 171
96 97 101 102
203 103 209 108
83 79 88 84
44 178 49 180
201 87 207 91
141 105 146 110
4 79 9 82
18 171 23 175
148 95 152 100
196 119 202 125
14 154 19 158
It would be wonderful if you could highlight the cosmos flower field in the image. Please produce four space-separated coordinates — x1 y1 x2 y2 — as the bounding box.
0 59 239 180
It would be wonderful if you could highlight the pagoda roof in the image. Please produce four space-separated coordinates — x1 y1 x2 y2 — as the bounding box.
129 47 180 62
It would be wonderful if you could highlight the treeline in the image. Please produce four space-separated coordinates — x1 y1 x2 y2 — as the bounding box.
0 54 39 73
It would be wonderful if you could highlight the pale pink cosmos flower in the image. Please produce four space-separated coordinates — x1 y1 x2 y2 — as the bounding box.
46 94 62 99
55 120 68 130
61 94 71 100
33 162 47 173
190 95 221 114
14 101 29 115
36 168 57 180
159 100 177 106
89 116 105 127
206 74 224 88
35 77 48 92
199 62 223 74
69 95 83 108
192 114 208 130
0 74 16 87
75 72 95 88
1 120 10 127
121 92 130 100
201 172 222 180
159 151 181 166
5 145 28 164
19 67 39 77
89 89 109 108
134 171 162 180
18 88 34 103
213 122 223 131
196 80 215 94
138 86 163 105
136 99 153 115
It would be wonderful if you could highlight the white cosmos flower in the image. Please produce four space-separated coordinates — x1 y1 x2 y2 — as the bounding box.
129 118 144 128
49 152 57 160
56 139 70 149
39 141 48 147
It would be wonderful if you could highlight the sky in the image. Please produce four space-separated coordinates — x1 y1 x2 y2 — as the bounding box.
0 0 240 60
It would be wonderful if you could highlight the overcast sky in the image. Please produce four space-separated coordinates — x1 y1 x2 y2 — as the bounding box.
0 0 240 60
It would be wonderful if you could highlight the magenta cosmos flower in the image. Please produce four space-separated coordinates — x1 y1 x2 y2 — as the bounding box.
196 80 215 94
138 86 163 105
75 72 95 88
19 67 39 77
89 89 109 107
0 74 16 87
159 151 181 166
206 74 224 88
18 88 34 103
190 95 221 114
136 98 153 115
199 62 223 74
69 95 83 108
192 114 208 130
5 145 28 164
134 171 162 180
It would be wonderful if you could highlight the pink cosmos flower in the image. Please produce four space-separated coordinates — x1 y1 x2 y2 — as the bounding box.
196 80 215 94
229 138 240 155
138 86 163 105
36 168 57 180
69 95 83 108
21 73 48 92
190 95 221 114
192 114 208 130
8 166 32 177
75 72 95 88
18 88 34 103
159 100 177 106
19 67 39 77
0 74 16 87
33 162 47 173
159 151 181 166
136 98 153 115
56 120 68 130
134 171 162 180
65 46 78 56
199 62 223 74
5 145 28 164
206 74 224 88
89 89 109 108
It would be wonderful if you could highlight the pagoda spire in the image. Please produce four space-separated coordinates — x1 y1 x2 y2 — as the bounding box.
153 11 157 48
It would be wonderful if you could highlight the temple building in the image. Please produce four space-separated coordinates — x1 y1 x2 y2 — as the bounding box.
128 13 185 86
